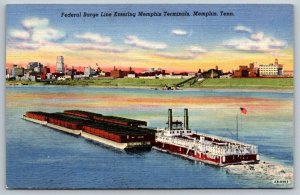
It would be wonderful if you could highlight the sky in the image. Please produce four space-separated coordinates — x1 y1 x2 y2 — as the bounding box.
6 4 294 72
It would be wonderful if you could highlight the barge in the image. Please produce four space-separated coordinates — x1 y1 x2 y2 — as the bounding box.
153 109 260 166
23 111 154 150
64 110 147 126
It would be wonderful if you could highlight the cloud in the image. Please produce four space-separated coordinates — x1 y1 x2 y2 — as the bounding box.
234 25 253 33
156 44 207 60
75 32 111 45
187 45 207 53
156 52 197 60
22 17 49 29
14 42 41 50
32 27 66 43
249 32 264 41
10 30 30 40
225 27 287 53
124 35 167 50
64 43 126 53
9 17 67 50
172 29 188 36
224 32 286 53
66 33 124 53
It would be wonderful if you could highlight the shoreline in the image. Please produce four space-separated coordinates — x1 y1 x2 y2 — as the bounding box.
5 83 293 93
5 77 293 92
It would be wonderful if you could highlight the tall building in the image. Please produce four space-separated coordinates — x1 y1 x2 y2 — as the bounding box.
56 56 65 73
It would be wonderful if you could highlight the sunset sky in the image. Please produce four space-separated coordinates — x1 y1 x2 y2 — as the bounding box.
6 4 294 72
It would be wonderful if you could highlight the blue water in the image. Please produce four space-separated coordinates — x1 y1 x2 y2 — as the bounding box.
6 86 294 188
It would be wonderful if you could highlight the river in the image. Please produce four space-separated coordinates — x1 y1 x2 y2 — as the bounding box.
6 86 294 188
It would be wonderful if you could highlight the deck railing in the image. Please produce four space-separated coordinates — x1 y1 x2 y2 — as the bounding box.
156 134 258 156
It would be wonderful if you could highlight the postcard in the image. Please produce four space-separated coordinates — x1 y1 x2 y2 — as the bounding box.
6 4 294 189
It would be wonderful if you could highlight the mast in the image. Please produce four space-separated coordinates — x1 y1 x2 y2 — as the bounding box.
236 113 239 140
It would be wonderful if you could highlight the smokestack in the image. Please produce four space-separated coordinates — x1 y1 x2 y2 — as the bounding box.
184 108 189 130
168 109 173 130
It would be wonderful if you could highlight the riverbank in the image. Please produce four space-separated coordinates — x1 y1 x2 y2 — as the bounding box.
6 78 294 90
196 78 293 89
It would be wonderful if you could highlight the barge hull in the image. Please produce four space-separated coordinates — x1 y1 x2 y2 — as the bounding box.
81 131 151 150
46 123 81 136
22 116 47 125
23 116 81 135
81 131 128 149
153 141 259 166
152 146 225 167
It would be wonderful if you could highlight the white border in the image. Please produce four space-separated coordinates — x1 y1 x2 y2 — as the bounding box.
1 0 298 195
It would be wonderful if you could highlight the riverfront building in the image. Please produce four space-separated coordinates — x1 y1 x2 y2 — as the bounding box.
259 59 283 76
201 66 223 78
27 62 43 71
11 64 24 77
233 63 258 78
84 66 96 77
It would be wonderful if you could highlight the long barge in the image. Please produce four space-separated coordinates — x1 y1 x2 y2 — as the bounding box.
153 109 260 166
23 111 155 150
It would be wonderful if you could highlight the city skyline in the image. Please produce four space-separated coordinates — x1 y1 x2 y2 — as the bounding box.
6 57 288 75
6 5 294 72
